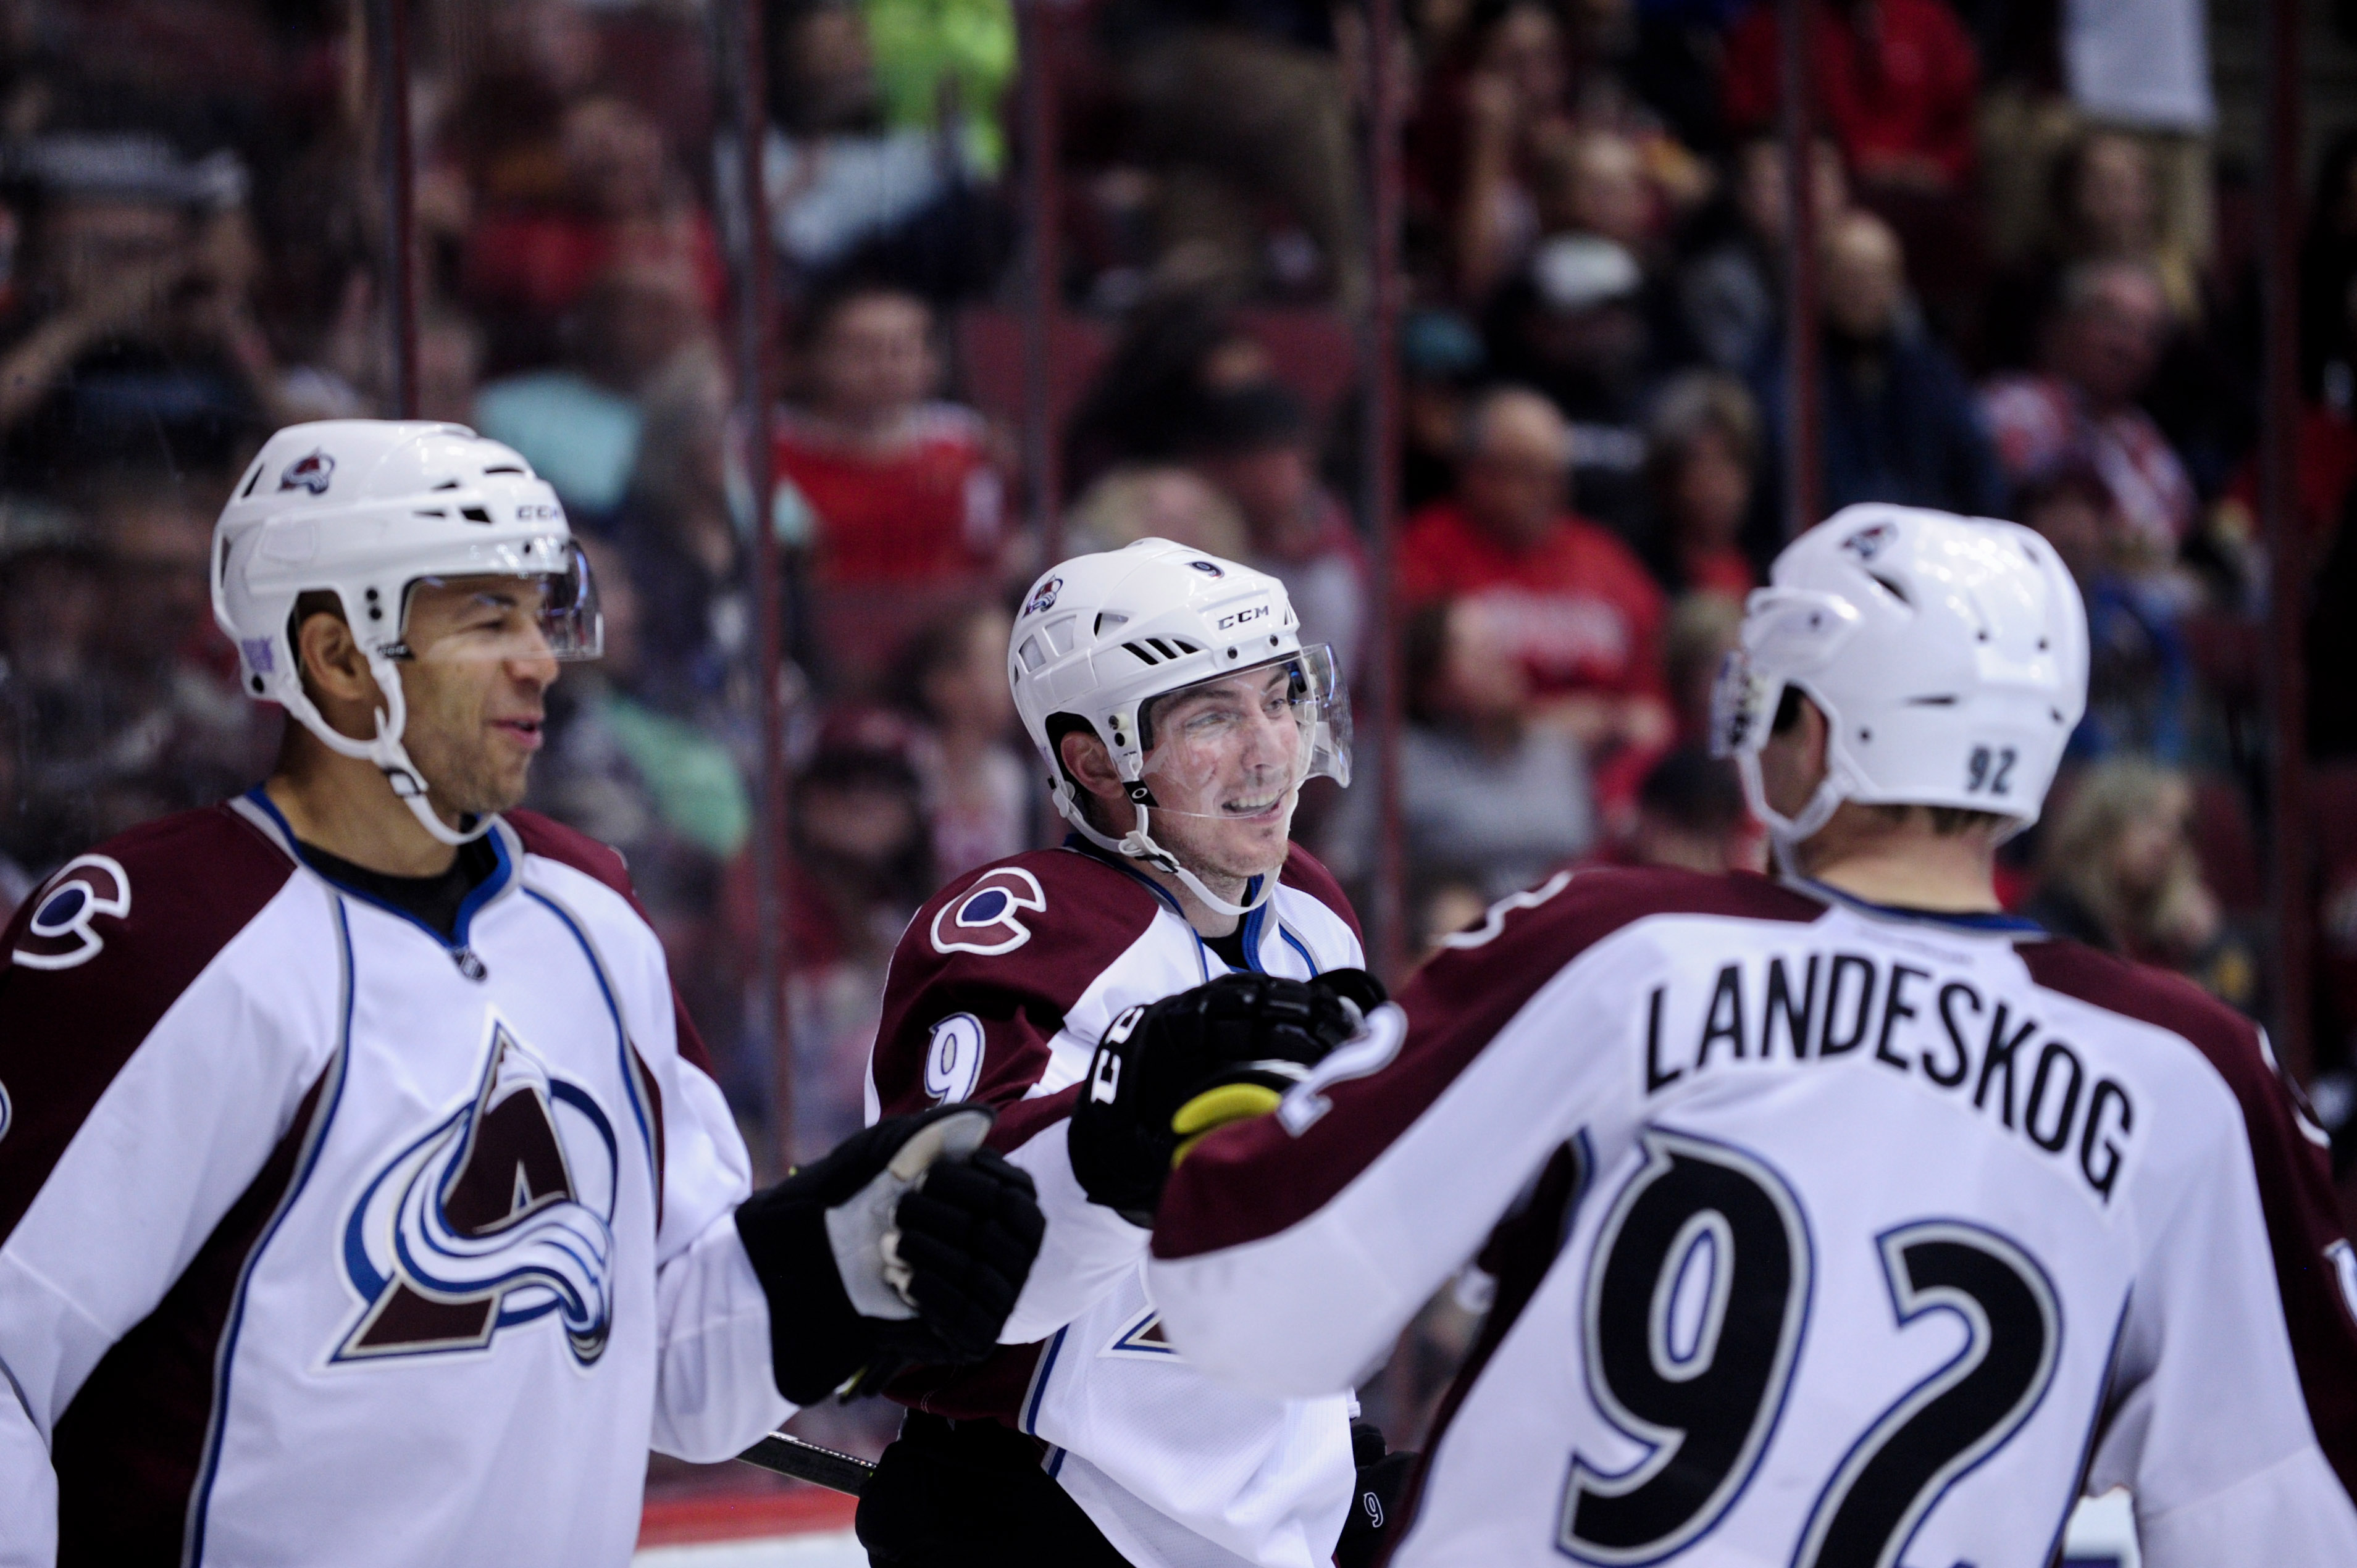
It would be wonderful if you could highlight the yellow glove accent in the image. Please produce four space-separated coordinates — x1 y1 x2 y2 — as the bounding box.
1169 1082 1284 1168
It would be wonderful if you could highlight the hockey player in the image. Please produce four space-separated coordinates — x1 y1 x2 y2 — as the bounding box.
0 422 1043 1567
853 537 1404 1568
1135 506 2357 1565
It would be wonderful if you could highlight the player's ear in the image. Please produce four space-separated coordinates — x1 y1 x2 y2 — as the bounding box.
1058 728 1126 804
294 600 379 712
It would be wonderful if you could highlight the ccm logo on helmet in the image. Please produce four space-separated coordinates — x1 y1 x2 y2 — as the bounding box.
278 450 335 495
931 867 1049 956
1217 604 1270 631
516 503 561 522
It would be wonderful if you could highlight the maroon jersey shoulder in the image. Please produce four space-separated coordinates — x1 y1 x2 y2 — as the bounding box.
0 804 299 1239
873 849 1163 1117
2016 936 2277 1092
2020 936 2357 1496
506 808 633 898
1278 842 1361 942
888 847 1165 1014
1416 866 1823 1017
504 809 716 1077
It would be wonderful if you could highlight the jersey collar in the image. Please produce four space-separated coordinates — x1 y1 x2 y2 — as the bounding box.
235 785 519 952
1060 833 1287 974
1785 875 2046 936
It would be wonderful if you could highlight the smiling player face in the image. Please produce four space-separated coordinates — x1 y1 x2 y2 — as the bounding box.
1134 662 1310 886
394 574 564 820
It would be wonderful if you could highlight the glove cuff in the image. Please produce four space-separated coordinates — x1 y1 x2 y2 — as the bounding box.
735 1190 877 1405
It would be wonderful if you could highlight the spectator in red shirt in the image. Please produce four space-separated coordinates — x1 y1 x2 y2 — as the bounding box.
1400 386 1671 809
1720 0 1979 196
772 280 1005 588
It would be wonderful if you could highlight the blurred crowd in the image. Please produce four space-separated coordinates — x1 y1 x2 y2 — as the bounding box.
2 0 2356 1454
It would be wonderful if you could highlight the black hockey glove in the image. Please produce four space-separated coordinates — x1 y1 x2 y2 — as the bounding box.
735 1104 1045 1405
1067 969 1383 1226
1336 1420 1418 1568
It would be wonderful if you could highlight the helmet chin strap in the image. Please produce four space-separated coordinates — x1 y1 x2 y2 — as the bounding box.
1057 792 1275 919
1734 751 1844 880
280 655 493 848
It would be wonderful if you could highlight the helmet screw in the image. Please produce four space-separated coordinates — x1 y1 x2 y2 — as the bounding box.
1858 728 1872 741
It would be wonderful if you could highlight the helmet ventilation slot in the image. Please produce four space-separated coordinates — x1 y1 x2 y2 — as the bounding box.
460 506 493 523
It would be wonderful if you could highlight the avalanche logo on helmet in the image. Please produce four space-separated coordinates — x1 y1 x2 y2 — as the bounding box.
334 1014 622 1366
12 855 131 971
1024 576 1062 616
931 868 1048 957
1839 520 1898 561
278 449 335 494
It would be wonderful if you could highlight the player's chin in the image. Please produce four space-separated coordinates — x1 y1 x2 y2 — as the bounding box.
1207 813 1292 873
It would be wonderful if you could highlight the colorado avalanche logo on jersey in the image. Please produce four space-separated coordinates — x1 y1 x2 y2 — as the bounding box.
334 1014 619 1366
1102 1307 1181 1361
930 867 1047 957
12 855 131 970
278 448 335 494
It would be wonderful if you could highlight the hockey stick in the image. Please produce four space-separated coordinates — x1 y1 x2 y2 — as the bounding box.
736 1430 879 1496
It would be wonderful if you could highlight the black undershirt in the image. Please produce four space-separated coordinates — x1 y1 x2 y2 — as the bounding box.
299 835 499 941
1203 922 1253 972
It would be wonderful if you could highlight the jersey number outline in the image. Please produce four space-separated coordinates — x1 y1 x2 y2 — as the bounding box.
1560 1134 2063 1568
1561 1130 1812 1565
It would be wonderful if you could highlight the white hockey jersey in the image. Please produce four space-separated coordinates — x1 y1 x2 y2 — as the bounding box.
865 840 1363 1568
0 791 789 1568
1149 867 2357 1567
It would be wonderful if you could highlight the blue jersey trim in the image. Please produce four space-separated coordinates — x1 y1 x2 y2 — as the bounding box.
1022 1327 1071 1436
1789 876 2045 935
186 898 356 1561
527 889 659 1192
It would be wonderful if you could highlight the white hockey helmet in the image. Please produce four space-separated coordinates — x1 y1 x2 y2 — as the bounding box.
213 420 601 845
1711 504 2088 858
1009 538 1350 915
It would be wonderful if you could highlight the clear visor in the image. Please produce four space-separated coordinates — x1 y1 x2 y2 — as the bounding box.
392 538 603 665
1131 645 1352 821
1708 646 1776 760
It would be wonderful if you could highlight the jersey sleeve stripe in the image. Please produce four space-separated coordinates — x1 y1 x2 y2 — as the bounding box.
54 1059 337 1561
2017 938 2357 1499
0 806 296 1244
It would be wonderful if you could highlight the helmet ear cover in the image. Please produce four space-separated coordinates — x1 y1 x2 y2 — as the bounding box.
1044 712 1139 827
